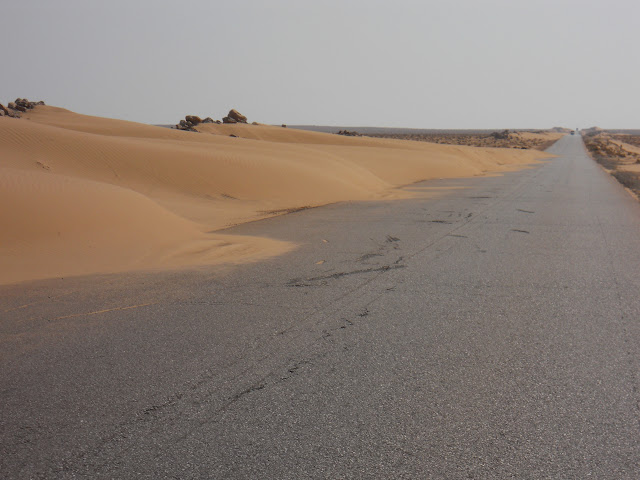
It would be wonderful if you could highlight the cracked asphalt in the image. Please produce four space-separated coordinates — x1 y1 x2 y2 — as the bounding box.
2 134 640 478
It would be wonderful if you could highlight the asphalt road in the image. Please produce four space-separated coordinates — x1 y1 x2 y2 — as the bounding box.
2 134 640 478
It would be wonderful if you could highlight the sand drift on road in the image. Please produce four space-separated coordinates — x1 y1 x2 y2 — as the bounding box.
1 106 555 284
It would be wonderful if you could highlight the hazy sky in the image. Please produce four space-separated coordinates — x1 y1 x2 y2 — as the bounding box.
3 0 638 128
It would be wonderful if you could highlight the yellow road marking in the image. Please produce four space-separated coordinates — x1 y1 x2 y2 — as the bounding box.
3 291 75 313
51 303 154 321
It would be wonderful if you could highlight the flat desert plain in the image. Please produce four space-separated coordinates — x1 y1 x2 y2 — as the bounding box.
0 106 556 285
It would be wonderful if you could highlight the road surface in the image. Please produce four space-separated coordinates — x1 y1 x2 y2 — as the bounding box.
2 134 640 478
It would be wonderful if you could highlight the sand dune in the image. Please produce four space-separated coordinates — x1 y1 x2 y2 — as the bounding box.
1 106 555 284
0 167 290 285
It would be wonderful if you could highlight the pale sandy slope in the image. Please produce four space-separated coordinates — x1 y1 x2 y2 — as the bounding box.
0 106 554 285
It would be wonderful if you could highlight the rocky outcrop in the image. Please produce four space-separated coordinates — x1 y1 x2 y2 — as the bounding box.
228 109 247 123
1 98 44 118
337 129 361 137
176 115 202 131
175 108 250 131
185 115 202 125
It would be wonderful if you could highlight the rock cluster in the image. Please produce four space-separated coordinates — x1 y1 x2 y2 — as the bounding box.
0 98 45 118
175 109 249 131
336 129 361 136
185 115 202 125
222 109 248 124
176 114 221 131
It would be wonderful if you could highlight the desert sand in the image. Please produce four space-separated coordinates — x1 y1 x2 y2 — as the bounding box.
367 130 564 150
0 106 555 285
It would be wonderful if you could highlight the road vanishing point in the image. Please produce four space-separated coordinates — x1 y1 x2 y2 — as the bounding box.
2 134 640 478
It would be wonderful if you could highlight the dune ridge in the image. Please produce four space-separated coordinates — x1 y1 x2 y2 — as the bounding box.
1 106 555 284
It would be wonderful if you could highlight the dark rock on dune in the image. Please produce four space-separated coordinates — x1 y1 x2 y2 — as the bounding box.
174 108 251 130
2 98 44 118
337 129 361 136
185 115 202 125
282 124 287 128
15 98 40 110
228 109 247 123
174 113 210 131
